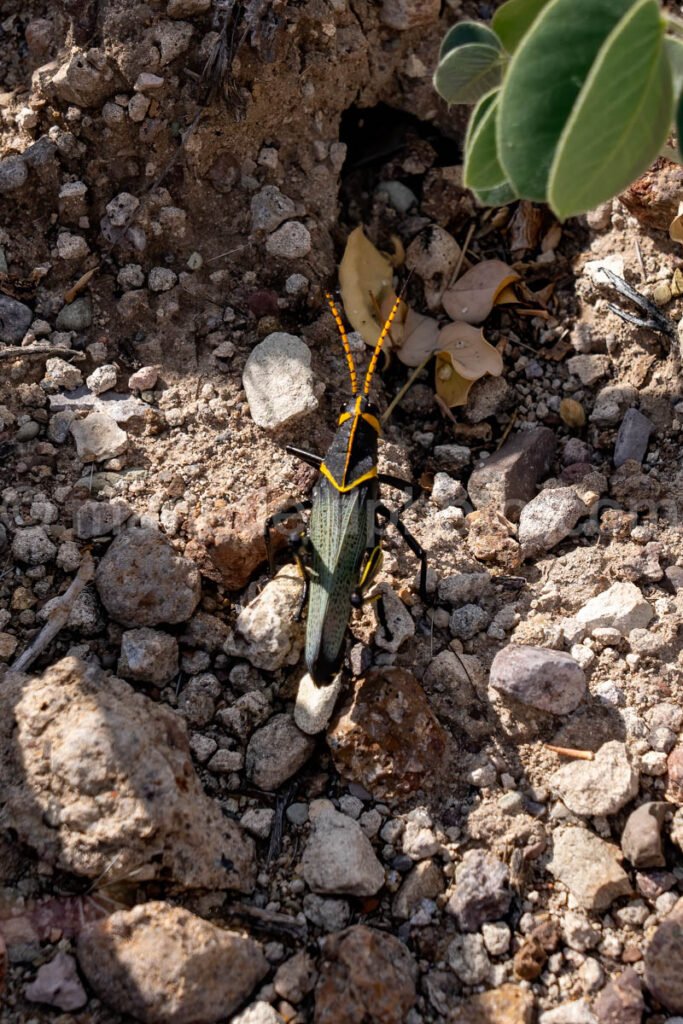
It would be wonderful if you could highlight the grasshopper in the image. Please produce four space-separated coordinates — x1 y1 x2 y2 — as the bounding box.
266 293 428 685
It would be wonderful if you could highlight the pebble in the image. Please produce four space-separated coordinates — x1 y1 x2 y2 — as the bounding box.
242 332 318 429
0 294 32 343
667 743 683 802
73 498 132 539
327 667 447 799
0 154 28 193
56 232 90 260
518 487 587 557
374 586 415 652
613 407 654 466
574 581 653 634
225 568 304 671
315 925 416 1022
15 421 40 441
446 849 511 931
0 657 255 890
95 527 201 627
232 1004 285 1024
547 826 632 910
42 357 84 391
241 807 275 839
24 952 87 1012
250 185 296 232
265 221 312 259
273 949 317 1004
434 443 472 471
431 471 467 508
456 985 535 1024
128 93 150 121
70 412 128 462
449 603 490 639
447 932 490 985
301 803 385 896
86 364 118 394
77 902 268 1023
50 47 120 107
117 627 179 685
538 1000 597 1024
11 526 57 565
489 644 586 714
567 354 610 385
467 426 556 521
593 968 644 1024
550 742 638 816
303 893 350 932
621 801 667 868
246 713 315 790
438 571 491 605
134 72 165 92
55 296 92 331
376 180 418 213
177 672 221 727
218 691 271 736
148 266 177 292
644 914 683 1012
563 912 600 952
590 384 638 426
285 273 308 295
294 670 343 735
392 859 445 919
128 364 159 390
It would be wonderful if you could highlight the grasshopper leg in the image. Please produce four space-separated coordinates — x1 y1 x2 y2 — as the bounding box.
264 500 312 575
285 445 323 468
376 502 429 602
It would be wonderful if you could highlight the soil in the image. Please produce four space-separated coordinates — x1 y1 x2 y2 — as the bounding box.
1 1 683 1022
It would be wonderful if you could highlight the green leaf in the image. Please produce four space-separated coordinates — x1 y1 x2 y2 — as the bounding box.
548 0 671 219
434 43 504 105
439 21 502 61
498 0 637 200
464 93 518 206
665 35 683 100
492 0 553 52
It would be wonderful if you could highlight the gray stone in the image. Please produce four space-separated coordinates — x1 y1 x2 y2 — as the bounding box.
539 1001 597 1024
547 826 632 911
446 849 510 932
86 364 118 395
148 267 177 292
77 902 267 1023
621 802 668 868
301 803 385 896
0 155 28 193
295 671 343 735
50 48 121 107
73 498 132 539
489 645 586 715
374 586 415 652
302 893 351 931
55 296 92 331
177 673 221 727
594 968 644 1024
265 221 312 260
518 487 587 557
449 603 490 639
225 568 304 671
0 657 255 890
42 357 84 391
567 354 610 386
446 932 490 985
574 581 653 634
95 527 201 627
644 915 683 1013
376 180 417 213
590 384 638 426
467 426 556 521
11 526 57 565
24 951 87 1011
433 443 471 471
550 741 638 817
614 408 654 467
438 571 491 605
250 186 296 233
243 332 318 430
70 412 127 462
246 713 315 790
118 628 179 685
0 294 33 343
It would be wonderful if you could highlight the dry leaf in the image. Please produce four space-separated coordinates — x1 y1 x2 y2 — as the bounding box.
495 284 519 305
338 226 396 346
394 308 440 367
508 201 544 254
541 223 562 253
672 267 683 297
437 322 503 380
405 227 462 311
434 355 475 408
442 259 520 324
669 199 683 243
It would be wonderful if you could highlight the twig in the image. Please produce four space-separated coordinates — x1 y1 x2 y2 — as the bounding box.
441 221 476 300
13 553 95 672
382 355 432 424
545 743 594 761
64 266 99 304
602 268 676 340
223 902 307 941
0 346 85 361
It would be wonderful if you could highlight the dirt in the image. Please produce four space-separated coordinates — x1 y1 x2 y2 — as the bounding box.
1 1 683 1022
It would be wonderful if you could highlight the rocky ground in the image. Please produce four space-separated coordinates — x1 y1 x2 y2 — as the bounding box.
1 1 683 1022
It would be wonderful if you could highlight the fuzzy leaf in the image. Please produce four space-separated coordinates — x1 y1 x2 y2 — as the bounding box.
442 260 520 324
437 322 504 380
665 35 683 100
464 93 509 191
439 21 503 60
492 0 553 52
434 43 504 105
548 0 671 220
498 0 638 200
338 227 396 346
434 356 476 408
395 309 441 367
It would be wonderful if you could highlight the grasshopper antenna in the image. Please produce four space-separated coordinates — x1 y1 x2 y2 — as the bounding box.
363 294 403 396
325 291 358 396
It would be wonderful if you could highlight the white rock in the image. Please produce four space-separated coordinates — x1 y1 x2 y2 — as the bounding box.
301 805 384 896
70 412 128 462
550 741 638 816
225 568 305 671
574 581 654 634
518 486 587 557
547 827 631 911
265 221 312 259
243 332 318 430
295 671 343 735
86 364 118 394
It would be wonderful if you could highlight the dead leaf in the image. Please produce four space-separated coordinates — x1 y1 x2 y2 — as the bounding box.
434 355 475 408
437 322 503 380
508 201 544 254
541 223 562 253
442 259 520 324
394 308 440 367
495 284 519 305
339 226 396 346
405 227 462 311
539 336 571 361
669 199 683 242
672 267 683 297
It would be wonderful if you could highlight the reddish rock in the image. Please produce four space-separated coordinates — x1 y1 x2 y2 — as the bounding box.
513 921 559 980
594 968 644 1024
327 668 447 799
620 157 683 230
666 743 683 804
314 925 417 1024
455 984 535 1024
645 915 683 1013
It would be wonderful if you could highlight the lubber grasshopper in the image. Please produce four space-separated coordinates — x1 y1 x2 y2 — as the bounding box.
266 293 428 686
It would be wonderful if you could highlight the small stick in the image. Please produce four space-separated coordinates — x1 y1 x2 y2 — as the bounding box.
64 266 98 303
0 346 85 361
545 743 594 761
382 354 432 424
223 902 307 941
13 553 95 672
441 221 476 300
634 238 645 279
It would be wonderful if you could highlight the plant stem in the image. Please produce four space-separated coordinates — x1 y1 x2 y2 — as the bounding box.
667 13 683 38
382 355 432 424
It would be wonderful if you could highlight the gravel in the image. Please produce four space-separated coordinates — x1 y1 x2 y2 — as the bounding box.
301 802 385 896
242 332 319 429
547 827 632 910
489 644 586 714
549 742 639 816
